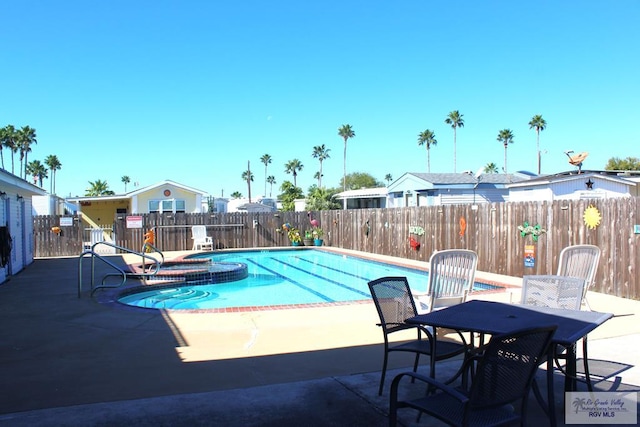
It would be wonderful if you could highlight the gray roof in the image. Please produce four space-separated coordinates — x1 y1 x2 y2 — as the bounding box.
405 172 531 185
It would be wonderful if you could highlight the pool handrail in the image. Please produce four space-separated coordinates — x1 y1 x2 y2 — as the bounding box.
78 241 164 298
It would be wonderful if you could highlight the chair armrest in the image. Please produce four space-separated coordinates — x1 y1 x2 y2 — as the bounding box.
390 371 470 404
385 323 436 341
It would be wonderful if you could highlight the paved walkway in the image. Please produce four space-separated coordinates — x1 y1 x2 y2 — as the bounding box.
0 252 638 426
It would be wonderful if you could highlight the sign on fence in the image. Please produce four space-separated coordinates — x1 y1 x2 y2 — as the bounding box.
60 217 73 227
126 216 143 229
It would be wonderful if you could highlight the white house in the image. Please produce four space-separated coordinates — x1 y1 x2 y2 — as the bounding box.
507 170 637 202
0 169 47 282
386 172 533 208
220 197 277 213
334 187 388 209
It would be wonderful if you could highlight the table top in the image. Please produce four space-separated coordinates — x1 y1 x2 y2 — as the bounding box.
406 300 613 346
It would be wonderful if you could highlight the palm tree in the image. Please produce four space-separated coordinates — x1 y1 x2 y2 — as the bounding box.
312 144 330 188
2 125 18 174
284 158 303 187
417 129 437 173
497 129 515 173
18 126 37 179
26 160 48 186
528 114 547 174
241 169 254 202
385 173 393 185
44 154 62 194
444 111 464 173
260 154 272 197
230 191 242 199
337 124 355 192
121 175 131 192
85 179 114 196
484 162 499 174
266 175 276 198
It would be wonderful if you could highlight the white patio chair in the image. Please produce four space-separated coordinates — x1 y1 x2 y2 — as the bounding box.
191 225 213 251
521 274 593 390
556 244 601 310
413 249 478 315
521 275 586 310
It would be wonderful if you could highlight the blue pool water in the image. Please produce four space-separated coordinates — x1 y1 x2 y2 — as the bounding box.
118 249 498 310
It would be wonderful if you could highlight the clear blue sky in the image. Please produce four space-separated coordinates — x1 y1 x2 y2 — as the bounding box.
2 1 639 198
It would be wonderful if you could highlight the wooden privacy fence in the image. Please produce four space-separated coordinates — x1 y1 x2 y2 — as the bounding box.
33 197 640 300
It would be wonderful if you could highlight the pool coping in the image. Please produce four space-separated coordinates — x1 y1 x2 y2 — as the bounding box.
110 247 518 313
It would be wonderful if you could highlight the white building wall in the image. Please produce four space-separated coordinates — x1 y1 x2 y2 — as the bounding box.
0 197 6 284
508 187 553 202
0 192 34 279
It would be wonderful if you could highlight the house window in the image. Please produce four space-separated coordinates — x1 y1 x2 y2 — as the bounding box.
148 199 185 213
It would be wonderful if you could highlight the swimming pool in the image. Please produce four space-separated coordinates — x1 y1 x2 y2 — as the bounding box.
118 249 499 311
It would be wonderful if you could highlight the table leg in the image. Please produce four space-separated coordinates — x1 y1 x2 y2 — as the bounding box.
547 347 557 427
564 343 577 392
430 327 437 379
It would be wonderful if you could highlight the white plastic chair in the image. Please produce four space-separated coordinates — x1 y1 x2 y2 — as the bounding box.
191 225 213 251
413 249 478 314
557 244 601 310
521 274 593 390
521 275 586 310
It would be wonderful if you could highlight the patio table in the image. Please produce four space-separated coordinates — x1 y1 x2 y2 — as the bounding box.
405 300 613 426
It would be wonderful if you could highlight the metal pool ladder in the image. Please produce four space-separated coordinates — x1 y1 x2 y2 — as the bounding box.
78 241 164 297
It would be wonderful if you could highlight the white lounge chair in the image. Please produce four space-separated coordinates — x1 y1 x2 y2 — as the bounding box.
191 225 213 251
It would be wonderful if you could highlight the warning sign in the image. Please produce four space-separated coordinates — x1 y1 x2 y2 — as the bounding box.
126 215 143 229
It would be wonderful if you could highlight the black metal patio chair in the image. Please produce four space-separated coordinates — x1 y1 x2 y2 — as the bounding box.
368 276 469 396
389 325 557 427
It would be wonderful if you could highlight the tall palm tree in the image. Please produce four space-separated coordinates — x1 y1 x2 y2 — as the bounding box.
26 160 48 186
484 162 499 174
2 125 18 174
44 154 62 194
497 129 515 173
85 179 114 196
417 129 437 173
241 169 254 203
312 144 330 188
338 124 355 192
444 111 464 173
284 158 303 188
260 154 272 197
121 175 131 192
385 173 393 185
528 114 547 174
266 175 276 198
18 126 37 179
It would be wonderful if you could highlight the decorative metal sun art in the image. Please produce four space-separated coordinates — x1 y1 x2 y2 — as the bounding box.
583 205 602 230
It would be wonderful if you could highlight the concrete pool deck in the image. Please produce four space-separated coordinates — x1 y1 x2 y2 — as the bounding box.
0 250 638 426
